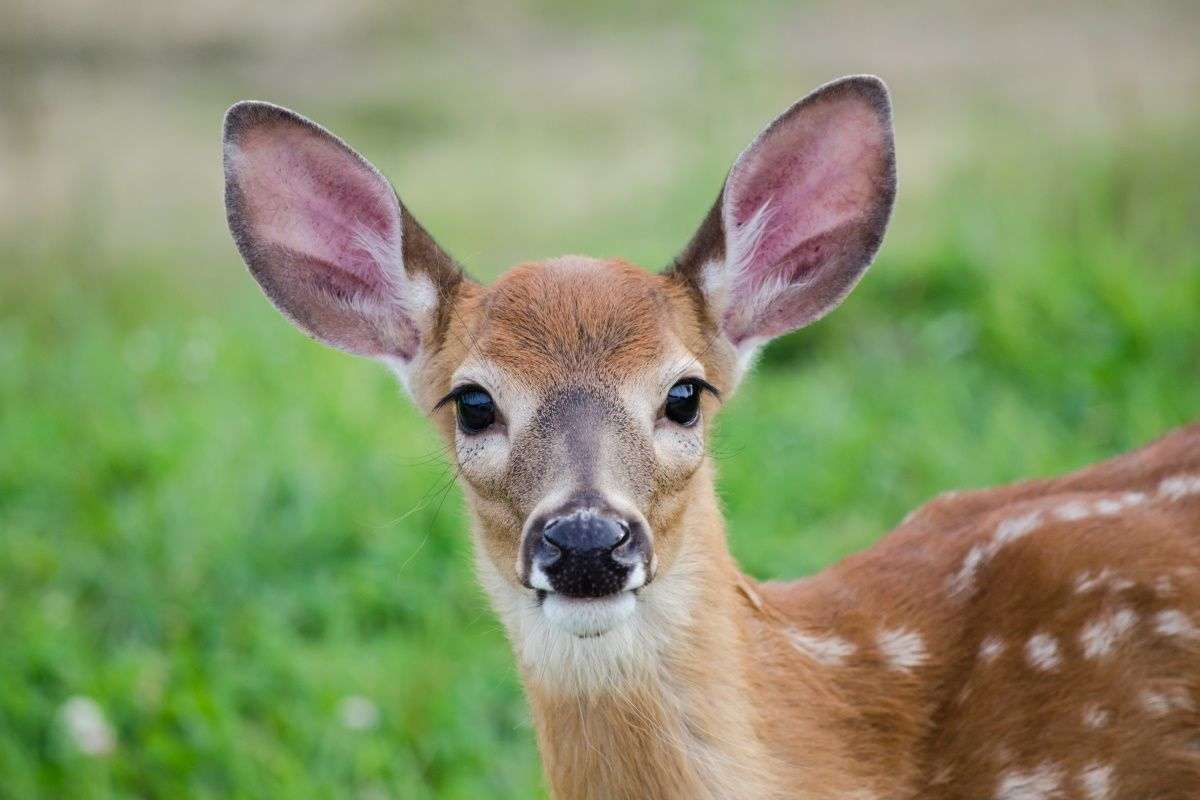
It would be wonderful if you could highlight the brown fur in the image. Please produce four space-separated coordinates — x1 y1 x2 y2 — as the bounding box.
416 259 1200 799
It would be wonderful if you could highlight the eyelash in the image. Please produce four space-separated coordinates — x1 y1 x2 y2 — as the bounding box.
433 385 475 412
672 377 720 400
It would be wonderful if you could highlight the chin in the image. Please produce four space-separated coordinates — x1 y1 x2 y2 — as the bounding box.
540 591 638 637
477 550 699 694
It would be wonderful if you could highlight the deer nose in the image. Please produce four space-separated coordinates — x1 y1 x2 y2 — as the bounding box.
531 509 638 598
543 511 628 556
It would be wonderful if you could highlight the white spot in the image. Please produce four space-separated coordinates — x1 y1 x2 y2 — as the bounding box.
338 695 380 731
1073 569 1132 595
1078 762 1114 800
1120 491 1148 507
948 511 1041 597
996 763 1063 800
1025 633 1062 671
995 511 1044 545
979 635 1006 663
1055 500 1092 522
1154 576 1176 597
786 629 857 666
1081 703 1111 730
949 543 995 596
877 628 928 672
59 696 116 756
1159 474 1200 501
1056 491 1147 523
1080 607 1139 659
1074 568 1115 594
1139 687 1194 717
1153 609 1200 640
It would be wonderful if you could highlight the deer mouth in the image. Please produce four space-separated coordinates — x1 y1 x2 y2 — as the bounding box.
536 588 639 638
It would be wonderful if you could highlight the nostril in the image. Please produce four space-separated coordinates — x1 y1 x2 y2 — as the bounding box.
613 520 631 550
541 519 570 551
534 530 563 567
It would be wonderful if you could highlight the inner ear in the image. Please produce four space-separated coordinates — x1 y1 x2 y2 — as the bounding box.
724 92 889 278
223 101 464 363
669 76 896 349
229 116 402 295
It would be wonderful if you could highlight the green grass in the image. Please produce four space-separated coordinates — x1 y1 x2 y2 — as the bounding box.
2 3 1199 797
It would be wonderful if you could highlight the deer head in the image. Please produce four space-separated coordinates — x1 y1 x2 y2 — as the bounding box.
222 76 896 692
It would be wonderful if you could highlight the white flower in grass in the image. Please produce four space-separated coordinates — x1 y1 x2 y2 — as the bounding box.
338 695 380 731
59 696 116 756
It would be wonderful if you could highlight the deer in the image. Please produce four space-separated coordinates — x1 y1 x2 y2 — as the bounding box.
221 75 1200 799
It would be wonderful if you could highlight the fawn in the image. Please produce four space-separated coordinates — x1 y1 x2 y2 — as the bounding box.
222 76 1200 799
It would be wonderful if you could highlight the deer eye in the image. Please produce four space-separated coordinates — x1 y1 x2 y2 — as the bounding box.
663 380 703 426
455 386 496 434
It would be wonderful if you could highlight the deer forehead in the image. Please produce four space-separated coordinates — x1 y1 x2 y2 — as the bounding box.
442 257 720 405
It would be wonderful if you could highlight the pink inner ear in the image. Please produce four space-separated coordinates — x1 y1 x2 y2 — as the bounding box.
722 92 890 310
233 122 401 295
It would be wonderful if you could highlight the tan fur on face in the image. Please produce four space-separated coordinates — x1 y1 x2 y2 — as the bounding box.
440 256 731 397
417 258 729 593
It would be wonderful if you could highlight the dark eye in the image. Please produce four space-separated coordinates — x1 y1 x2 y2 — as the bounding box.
664 380 702 426
455 386 496 434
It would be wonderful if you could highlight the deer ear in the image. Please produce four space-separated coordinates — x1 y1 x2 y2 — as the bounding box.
223 101 463 367
670 76 896 363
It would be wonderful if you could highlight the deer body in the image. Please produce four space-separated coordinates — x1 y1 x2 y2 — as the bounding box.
222 77 1200 798
505 380 1200 800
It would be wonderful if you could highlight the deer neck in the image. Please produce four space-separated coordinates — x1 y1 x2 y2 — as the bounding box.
495 473 784 799
470 468 869 799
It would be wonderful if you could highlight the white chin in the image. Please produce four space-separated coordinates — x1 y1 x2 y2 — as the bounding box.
541 592 637 637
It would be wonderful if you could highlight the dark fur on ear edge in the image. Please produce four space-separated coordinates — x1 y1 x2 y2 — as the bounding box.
223 100 465 293
665 75 897 325
222 100 467 359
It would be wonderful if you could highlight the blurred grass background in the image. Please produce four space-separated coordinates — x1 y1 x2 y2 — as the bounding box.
1 0 1198 797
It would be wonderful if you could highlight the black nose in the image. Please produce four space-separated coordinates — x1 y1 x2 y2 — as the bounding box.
543 511 628 555
531 509 638 598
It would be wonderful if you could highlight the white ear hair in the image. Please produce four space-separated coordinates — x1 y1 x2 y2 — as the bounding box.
672 75 897 377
